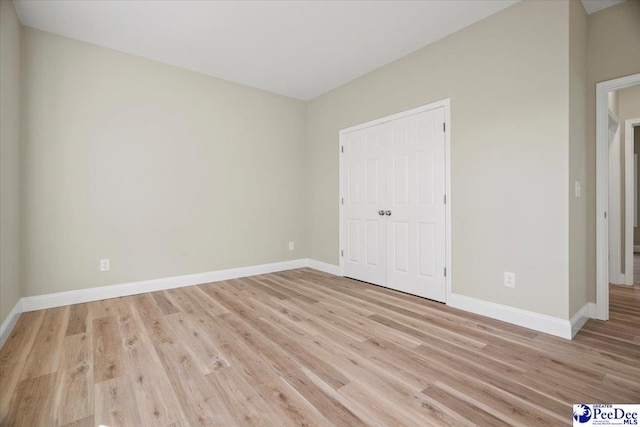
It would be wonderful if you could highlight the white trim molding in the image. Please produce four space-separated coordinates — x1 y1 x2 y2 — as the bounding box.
608 111 623 285
307 259 341 276
596 72 640 321
447 293 575 339
570 302 597 338
1 257 340 349
2 256 589 348
0 299 23 349
21 259 308 312
1 254 593 348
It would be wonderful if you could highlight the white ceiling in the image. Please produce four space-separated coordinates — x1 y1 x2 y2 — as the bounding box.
581 0 626 14
12 0 624 101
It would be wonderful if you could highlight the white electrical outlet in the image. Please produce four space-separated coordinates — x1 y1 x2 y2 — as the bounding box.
574 180 582 198
100 259 110 272
288 242 295 251
504 272 515 288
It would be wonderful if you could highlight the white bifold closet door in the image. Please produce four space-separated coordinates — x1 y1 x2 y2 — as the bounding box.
343 107 446 302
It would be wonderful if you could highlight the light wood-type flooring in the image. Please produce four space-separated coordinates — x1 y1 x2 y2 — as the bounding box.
1 268 638 426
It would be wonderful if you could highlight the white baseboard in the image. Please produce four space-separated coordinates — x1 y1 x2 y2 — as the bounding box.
610 273 633 286
2 258 314 349
588 302 597 318
3 258 591 347
609 273 626 286
0 299 23 349
570 302 597 338
21 258 308 312
307 259 341 275
446 293 573 339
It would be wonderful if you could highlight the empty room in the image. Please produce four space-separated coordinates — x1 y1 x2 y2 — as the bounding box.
1 0 639 426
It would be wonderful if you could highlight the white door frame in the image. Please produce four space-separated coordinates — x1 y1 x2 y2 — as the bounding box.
338 98 452 301
596 72 640 320
608 111 623 285
625 118 640 285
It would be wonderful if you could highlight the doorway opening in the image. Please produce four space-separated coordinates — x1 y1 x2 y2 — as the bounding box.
625 118 640 287
596 72 640 320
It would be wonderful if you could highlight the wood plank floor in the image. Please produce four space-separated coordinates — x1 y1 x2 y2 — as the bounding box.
1 268 638 426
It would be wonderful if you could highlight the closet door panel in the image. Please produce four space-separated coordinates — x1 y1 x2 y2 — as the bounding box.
343 124 386 286
386 108 446 302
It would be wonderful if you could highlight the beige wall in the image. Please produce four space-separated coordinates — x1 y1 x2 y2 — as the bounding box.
21 28 308 297
0 1 22 326
7 0 637 325
586 0 640 301
569 0 588 317
307 0 571 318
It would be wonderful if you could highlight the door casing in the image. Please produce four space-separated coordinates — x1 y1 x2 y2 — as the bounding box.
596 73 640 320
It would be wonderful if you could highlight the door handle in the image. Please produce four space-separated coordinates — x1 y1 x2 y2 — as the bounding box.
378 210 385 216
385 210 392 216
